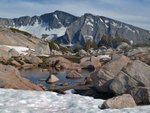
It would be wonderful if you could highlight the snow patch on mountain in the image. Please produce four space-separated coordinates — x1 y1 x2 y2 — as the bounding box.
15 20 66 41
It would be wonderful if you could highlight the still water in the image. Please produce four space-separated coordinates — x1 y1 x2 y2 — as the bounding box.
20 68 92 89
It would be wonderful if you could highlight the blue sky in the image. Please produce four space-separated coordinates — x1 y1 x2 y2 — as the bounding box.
0 0 150 30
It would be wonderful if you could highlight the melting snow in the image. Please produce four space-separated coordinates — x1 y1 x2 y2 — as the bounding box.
0 45 33 55
125 26 136 33
104 20 109 23
112 22 118 27
99 18 103 22
0 88 150 113
84 35 93 41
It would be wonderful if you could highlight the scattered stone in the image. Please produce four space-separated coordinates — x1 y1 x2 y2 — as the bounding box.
49 85 56 91
22 64 33 69
38 79 47 81
38 84 47 91
42 69 49 72
100 94 136 109
66 71 83 79
46 74 59 84
11 60 22 67
57 83 69 86
78 49 87 57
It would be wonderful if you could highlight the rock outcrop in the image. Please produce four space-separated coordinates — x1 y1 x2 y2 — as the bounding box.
0 64 42 91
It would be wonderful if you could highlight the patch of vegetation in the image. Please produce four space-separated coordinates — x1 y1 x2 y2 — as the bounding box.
98 34 131 48
23 58 32 64
10 28 32 37
48 41 73 53
63 55 81 63
73 46 82 53
84 40 98 51
13 56 24 65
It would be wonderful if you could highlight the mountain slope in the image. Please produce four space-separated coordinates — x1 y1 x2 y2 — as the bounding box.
0 10 78 41
0 11 150 46
55 13 150 46
0 26 40 49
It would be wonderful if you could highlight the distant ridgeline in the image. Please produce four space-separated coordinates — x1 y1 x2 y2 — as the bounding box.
0 10 150 47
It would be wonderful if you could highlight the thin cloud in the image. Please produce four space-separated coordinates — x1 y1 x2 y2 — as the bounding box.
0 0 150 30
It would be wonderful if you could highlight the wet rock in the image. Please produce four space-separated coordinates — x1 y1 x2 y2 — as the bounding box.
49 85 56 91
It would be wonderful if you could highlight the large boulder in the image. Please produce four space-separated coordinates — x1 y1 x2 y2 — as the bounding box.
66 71 83 79
122 60 150 87
91 55 130 92
0 64 42 91
128 87 150 105
100 94 136 109
80 56 101 70
46 74 59 84
35 40 50 55
109 71 140 95
0 48 12 60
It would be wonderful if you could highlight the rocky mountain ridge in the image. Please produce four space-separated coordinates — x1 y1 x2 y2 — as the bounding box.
0 11 150 46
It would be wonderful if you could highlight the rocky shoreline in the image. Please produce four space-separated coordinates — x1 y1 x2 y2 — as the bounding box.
0 41 150 110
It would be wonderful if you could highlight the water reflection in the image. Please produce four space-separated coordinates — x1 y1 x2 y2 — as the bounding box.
20 68 92 89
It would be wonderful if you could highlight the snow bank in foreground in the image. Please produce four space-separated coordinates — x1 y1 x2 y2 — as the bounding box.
0 88 150 113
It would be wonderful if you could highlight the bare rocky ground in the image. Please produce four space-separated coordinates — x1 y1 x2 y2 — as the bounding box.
0 26 150 109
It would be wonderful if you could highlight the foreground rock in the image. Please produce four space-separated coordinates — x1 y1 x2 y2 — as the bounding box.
128 87 150 105
100 94 136 109
66 71 83 79
91 55 130 92
46 74 59 83
122 60 150 87
0 64 42 91
80 56 101 70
